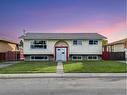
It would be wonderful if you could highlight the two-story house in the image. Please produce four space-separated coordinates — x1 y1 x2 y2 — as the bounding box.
20 33 107 62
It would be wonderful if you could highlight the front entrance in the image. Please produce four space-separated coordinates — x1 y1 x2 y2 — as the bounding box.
56 47 67 61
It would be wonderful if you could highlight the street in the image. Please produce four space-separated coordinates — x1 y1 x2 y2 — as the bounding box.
0 77 126 95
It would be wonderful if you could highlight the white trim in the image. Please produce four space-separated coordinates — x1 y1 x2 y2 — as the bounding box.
72 56 83 60
89 40 98 45
30 55 49 61
87 56 98 60
30 40 47 49
73 40 82 46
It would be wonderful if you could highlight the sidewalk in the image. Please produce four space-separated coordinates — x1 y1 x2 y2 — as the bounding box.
118 61 127 64
0 73 126 79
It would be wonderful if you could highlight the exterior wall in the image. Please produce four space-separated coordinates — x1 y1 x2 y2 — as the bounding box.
0 41 17 52
68 40 102 54
113 44 125 52
23 40 57 54
23 39 102 55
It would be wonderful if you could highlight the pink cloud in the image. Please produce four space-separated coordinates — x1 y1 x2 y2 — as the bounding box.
54 18 126 34
100 21 126 34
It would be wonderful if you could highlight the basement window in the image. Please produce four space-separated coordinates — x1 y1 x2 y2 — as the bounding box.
87 56 98 60
72 56 82 60
30 56 48 61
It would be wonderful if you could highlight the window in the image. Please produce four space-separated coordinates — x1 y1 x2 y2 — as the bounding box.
73 40 82 45
30 40 47 49
89 40 98 45
72 56 82 60
87 56 98 60
30 56 48 60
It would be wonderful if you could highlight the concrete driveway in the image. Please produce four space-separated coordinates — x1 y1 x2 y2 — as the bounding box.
0 77 126 95
0 61 19 68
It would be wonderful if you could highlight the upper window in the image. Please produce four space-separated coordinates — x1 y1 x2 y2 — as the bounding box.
89 40 98 45
73 40 82 45
30 40 47 49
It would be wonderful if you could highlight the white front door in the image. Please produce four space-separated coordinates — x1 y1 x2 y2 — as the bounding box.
56 48 67 61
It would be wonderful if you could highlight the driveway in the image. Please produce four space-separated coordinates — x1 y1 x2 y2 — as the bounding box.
0 77 126 95
0 61 19 68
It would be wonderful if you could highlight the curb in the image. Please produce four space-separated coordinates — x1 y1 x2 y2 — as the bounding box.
0 73 126 79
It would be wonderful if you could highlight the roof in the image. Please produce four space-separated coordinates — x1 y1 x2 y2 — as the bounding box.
0 37 17 44
20 33 107 40
107 38 127 45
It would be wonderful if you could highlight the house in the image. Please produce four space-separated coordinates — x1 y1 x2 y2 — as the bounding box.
103 38 127 60
20 33 107 62
0 37 19 61
106 38 127 52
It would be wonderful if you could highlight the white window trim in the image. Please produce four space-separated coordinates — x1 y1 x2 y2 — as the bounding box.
73 40 82 46
72 56 83 60
30 56 49 61
89 40 98 45
87 56 98 60
30 40 47 49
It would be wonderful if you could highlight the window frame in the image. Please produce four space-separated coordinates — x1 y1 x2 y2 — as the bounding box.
73 40 82 45
72 56 83 60
87 56 98 60
89 40 98 45
30 55 49 61
30 40 47 49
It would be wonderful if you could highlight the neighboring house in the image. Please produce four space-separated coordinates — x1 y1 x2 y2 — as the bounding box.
19 33 107 62
106 38 127 52
103 38 127 60
0 38 17 52
0 38 19 61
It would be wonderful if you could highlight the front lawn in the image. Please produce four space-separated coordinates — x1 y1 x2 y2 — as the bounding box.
0 61 56 73
64 61 127 73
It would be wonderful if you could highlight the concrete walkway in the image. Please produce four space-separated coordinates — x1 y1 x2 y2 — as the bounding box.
0 61 19 68
56 61 64 74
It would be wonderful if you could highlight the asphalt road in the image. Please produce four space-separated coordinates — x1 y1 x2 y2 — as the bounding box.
0 77 126 95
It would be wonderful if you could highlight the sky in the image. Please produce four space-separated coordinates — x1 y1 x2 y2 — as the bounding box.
0 0 126 43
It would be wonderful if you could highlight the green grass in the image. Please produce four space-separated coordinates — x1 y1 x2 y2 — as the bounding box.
64 61 127 73
0 61 4 63
0 61 56 73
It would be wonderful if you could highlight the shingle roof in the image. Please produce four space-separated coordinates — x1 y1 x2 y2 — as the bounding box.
0 37 17 44
20 33 107 40
108 38 127 45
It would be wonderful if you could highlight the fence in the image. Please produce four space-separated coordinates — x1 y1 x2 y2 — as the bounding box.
0 53 5 61
0 51 20 61
102 51 125 60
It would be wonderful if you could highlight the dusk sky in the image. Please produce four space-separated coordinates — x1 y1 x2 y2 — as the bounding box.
0 0 126 43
